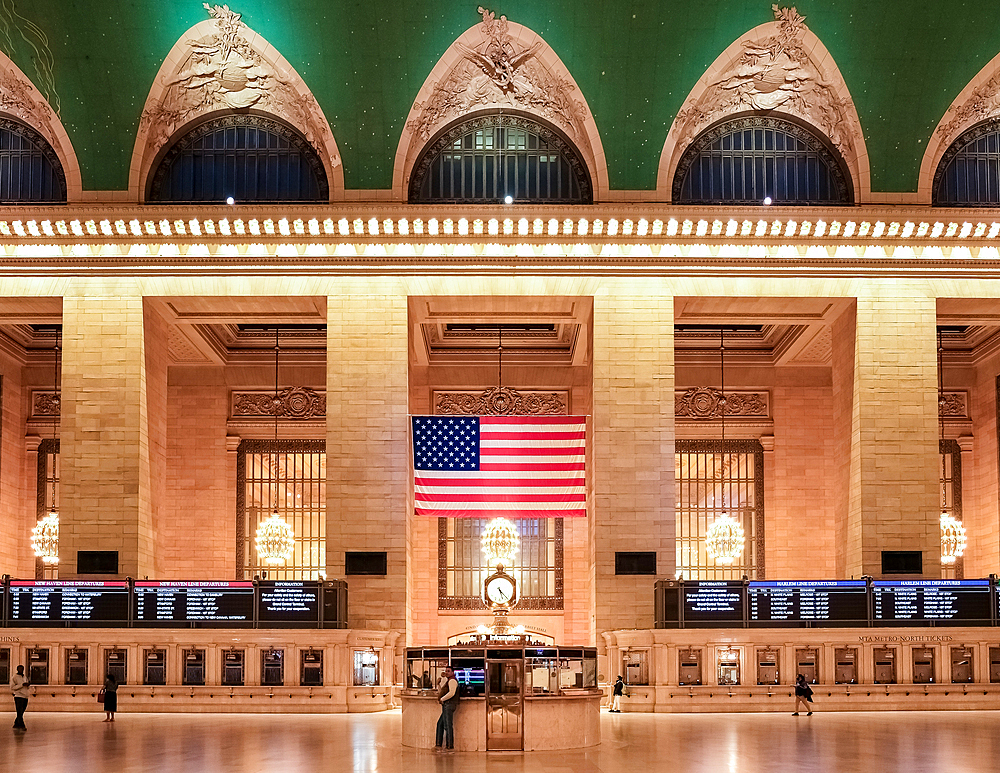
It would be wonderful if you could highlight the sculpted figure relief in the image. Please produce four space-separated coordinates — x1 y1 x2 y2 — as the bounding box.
674 6 857 158
407 6 586 143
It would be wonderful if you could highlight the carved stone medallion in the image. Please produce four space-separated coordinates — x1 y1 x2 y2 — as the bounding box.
435 387 567 416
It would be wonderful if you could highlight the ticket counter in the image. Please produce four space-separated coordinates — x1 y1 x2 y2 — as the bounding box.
401 645 601 752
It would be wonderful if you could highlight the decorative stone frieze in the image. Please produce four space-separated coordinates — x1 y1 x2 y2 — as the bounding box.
232 387 326 419
938 391 968 419
674 388 769 420
434 387 568 416
32 390 60 417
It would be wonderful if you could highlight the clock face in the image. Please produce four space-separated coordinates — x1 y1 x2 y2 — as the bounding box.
486 575 515 605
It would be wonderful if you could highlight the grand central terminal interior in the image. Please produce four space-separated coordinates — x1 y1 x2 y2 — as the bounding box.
2 0 1000 762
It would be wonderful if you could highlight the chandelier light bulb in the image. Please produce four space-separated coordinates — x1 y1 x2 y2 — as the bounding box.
256 509 294 565
940 512 966 565
482 517 520 569
706 512 744 566
31 512 59 565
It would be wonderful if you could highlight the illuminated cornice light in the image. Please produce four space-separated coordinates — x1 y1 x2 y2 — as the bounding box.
482 517 519 570
256 510 295 565
706 513 745 565
31 512 59 565
940 512 966 565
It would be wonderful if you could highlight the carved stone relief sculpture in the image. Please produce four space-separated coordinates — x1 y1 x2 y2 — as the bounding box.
232 387 326 420
674 388 769 420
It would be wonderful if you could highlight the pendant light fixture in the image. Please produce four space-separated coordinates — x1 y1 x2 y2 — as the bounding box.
31 327 60 565
938 328 966 566
705 326 745 566
255 327 294 566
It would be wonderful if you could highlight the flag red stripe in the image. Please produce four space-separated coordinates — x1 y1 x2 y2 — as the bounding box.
415 492 586 503
481 416 584 425
480 447 583 456
479 463 585 471
414 507 588 518
415 477 585 488
481 431 586 441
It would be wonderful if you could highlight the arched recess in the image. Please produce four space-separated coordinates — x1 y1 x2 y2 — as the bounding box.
394 6 607 202
0 50 81 201
130 4 342 202
921 49 1000 205
657 6 869 203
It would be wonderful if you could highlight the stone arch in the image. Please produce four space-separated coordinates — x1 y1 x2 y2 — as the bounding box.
129 5 343 202
920 49 1000 205
0 50 82 202
393 6 608 202
657 6 870 203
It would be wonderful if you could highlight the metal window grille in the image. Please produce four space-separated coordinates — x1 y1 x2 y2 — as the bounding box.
673 116 851 205
934 122 1000 205
675 440 764 580
439 517 562 610
148 114 328 202
409 114 592 203
0 118 66 203
236 440 325 580
35 438 59 580
940 439 963 580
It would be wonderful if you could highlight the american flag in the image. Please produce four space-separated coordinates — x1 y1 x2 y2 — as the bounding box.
412 415 587 518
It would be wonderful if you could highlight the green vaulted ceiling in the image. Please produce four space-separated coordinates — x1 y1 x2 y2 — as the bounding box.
6 0 1000 193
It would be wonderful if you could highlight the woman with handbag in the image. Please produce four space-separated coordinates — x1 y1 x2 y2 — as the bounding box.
102 673 119 722
792 673 814 716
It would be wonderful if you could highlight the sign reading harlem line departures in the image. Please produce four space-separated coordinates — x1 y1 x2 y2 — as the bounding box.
748 580 869 625
873 579 992 625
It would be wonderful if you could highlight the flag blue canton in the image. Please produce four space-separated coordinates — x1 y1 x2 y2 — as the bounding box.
412 416 480 471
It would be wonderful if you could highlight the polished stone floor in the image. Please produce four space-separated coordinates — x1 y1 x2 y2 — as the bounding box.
3 708 999 773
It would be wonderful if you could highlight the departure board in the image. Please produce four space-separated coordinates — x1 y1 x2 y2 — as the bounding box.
133 581 254 626
872 580 992 626
7 580 129 626
257 581 320 626
682 581 744 626
748 580 868 626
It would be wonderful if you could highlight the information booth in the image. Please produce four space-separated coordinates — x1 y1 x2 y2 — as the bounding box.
401 643 601 752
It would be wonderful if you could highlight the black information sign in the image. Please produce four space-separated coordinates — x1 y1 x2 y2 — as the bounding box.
682 581 744 626
7 581 129 626
133 581 254 626
873 580 992 626
257 581 320 626
748 580 869 627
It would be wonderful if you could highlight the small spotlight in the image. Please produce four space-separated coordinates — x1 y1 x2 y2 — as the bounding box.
504 195 513 205
763 196 772 206
226 196 235 206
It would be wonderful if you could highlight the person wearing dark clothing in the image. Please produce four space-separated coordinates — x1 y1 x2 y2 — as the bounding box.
10 665 29 731
433 666 459 753
793 673 814 715
103 673 119 722
610 675 625 712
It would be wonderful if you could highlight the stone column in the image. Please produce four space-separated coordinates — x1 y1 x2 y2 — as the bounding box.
592 288 674 632
58 294 167 579
832 287 940 578
326 292 408 630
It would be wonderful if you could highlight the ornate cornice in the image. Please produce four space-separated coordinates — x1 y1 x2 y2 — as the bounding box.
434 387 567 416
675 388 768 420
232 388 325 419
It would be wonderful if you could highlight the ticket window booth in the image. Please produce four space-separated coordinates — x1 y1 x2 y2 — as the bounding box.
990 647 1000 684
950 647 974 684
756 648 779 685
796 648 819 684
623 649 649 685
262 649 284 687
353 649 379 686
0 648 8 685
65 649 88 685
301 650 323 686
222 650 245 686
28 648 49 685
486 651 524 751
183 649 205 686
912 647 935 684
717 648 741 686
144 649 166 686
873 647 897 684
104 649 127 685
678 649 702 686
835 648 858 684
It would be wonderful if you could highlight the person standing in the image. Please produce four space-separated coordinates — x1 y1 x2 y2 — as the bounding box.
103 672 119 722
610 675 625 712
793 673 814 716
433 666 459 753
10 665 29 731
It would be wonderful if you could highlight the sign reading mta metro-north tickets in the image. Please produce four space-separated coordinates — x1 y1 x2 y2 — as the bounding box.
7 580 129 626
133 581 254 626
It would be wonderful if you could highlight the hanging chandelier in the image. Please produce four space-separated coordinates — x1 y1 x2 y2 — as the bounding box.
937 329 966 566
482 517 519 569
31 512 59 565
255 327 294 566
706 326 745 566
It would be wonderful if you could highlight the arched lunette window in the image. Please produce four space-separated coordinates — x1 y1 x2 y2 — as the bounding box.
409 113 592 204
0 117 66 203
147 113 328 203
673 115 852 205
934 120 1000 206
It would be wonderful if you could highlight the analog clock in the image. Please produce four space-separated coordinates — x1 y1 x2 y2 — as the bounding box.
485 574 516 606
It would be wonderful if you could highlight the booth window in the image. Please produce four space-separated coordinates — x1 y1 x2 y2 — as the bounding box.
439 517 562 610
409 113 592 203
934 119 1000 205
675 439 764 580
353 650 379 686
0 117 66 203
147 114 328 202
673 115 852 205
236 440 325 580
